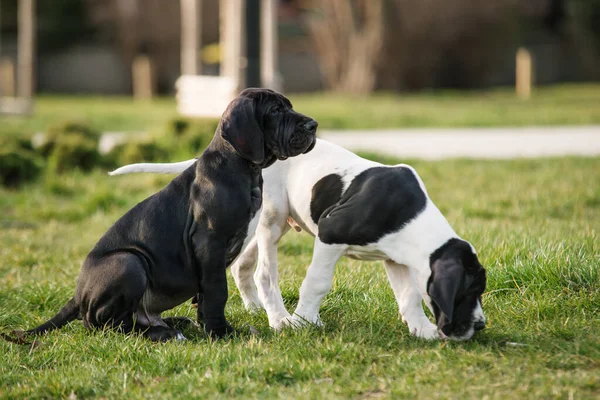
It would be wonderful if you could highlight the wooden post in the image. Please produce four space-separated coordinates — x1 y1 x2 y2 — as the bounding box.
132 55 154 100
220 0 244 91
1 58 16 97
17 0 35 99
516 48 533 99
181 0 202 75
261 0 280 91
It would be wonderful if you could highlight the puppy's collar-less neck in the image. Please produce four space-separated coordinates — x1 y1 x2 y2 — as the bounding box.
205 130 272 171
199 136 264 206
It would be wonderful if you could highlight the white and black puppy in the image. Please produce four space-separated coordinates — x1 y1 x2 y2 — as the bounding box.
24 89 317 342
111 139 487 341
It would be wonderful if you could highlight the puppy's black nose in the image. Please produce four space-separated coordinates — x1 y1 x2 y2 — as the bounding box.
474 321 486 331
304 120 318 132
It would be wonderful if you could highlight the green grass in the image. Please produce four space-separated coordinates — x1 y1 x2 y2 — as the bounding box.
1 155 599 398
293 84 600 129
1 84 600 139
1 96 178 139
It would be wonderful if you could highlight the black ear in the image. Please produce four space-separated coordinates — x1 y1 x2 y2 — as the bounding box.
429 260 464 323
220 96 265 164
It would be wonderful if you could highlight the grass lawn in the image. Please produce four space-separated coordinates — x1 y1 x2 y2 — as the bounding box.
0 154 598 399
1 84 599 138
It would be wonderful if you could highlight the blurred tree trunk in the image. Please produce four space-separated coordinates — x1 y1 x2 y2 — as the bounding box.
85 0 220 93
305 0 384 93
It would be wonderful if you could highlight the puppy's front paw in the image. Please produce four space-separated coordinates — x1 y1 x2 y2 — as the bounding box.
272 315 295 330
292 313 323 328
267 311 292 330
275 314 322 330
408 320 440 340
244 300 264 313
145 327 186 342
205 323 236 340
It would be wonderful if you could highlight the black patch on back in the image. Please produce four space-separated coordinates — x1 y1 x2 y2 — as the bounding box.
310 174 344 224
318 167 427 245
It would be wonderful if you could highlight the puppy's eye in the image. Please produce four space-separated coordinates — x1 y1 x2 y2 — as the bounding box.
270 107 281 115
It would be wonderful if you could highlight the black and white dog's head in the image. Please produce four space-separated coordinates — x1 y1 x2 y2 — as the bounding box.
220 88 318 168
427 238 487 341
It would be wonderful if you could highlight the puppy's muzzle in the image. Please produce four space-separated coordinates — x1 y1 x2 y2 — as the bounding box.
473 320 486 332
281 119 318 159
301 120 318 153
442 319 485 341
303 120 318 134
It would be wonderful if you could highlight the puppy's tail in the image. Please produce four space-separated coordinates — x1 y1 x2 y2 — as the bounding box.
108 159 197 176
27 297 79 335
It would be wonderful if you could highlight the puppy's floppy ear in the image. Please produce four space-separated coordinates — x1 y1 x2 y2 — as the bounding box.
220 96 265 164
429 259 464 323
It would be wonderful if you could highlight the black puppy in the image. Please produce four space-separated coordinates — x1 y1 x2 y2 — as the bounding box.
26 88 318 341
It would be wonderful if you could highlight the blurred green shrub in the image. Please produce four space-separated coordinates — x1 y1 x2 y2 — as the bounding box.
160 117 219 157
47 132 101 174
34 118 218 176
40 120 100 157
107 139 170 166
40 121 103 174
0 137 44 188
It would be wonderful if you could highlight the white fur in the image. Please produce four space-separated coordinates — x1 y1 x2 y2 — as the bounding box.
111 139 483 340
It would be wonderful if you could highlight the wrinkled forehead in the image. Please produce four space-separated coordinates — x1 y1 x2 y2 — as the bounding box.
260 92 292 109
241 89 292 109
277 94 293 108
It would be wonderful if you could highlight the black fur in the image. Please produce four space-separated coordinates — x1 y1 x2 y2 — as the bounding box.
427 238 487 338
310 174 344 224
25 88 317 342
318 167 427 246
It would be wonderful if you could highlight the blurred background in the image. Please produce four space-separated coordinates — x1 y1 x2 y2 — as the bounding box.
2 4 600 398
0 0 599 187
0 0 599 96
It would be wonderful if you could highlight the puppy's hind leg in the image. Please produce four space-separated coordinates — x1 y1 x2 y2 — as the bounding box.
384 260 439 340
80 253 183 342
